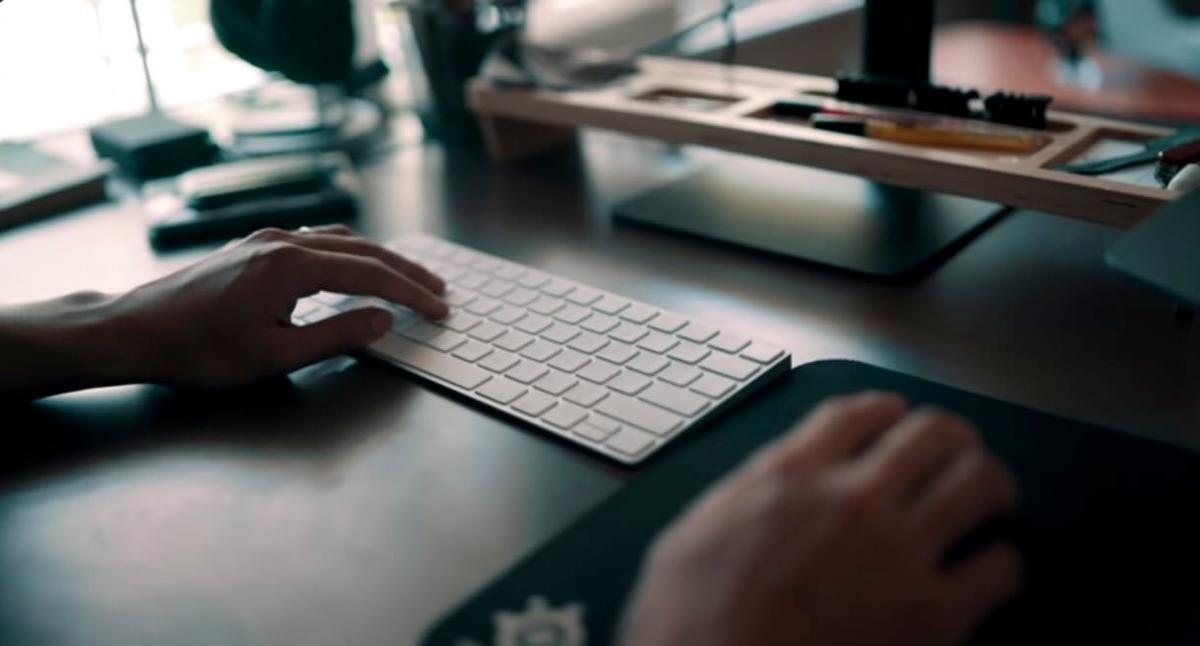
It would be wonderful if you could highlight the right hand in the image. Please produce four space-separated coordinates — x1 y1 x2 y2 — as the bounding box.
621 392 1021 646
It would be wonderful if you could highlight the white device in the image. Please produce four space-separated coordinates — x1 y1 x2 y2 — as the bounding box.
292 235 792 465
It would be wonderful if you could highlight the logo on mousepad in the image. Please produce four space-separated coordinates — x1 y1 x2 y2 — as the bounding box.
454 596 587 646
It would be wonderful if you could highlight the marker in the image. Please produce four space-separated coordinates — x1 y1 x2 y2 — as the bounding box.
811 115 1046 154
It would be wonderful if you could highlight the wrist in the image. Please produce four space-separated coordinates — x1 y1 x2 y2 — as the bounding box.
0 291 162 399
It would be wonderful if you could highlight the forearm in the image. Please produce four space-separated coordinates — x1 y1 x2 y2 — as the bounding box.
0 291 159 401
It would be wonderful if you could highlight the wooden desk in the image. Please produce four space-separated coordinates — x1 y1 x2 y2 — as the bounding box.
1 119 1198 645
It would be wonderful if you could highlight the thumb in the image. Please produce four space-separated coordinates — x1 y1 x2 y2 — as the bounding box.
279 307 392 368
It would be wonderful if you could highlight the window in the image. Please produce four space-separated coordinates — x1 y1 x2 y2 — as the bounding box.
0 0 265 141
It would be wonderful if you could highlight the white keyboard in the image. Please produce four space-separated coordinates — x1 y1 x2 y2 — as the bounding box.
291 235 791 465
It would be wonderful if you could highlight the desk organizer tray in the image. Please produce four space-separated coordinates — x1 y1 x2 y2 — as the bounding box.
470 57 1180 228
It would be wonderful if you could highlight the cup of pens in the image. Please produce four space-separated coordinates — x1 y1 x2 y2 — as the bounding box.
390 0 521 143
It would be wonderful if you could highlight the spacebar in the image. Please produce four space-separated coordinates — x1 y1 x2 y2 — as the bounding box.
371 335 491 390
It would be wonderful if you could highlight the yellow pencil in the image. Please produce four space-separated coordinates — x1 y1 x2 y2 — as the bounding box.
813 115 1046 154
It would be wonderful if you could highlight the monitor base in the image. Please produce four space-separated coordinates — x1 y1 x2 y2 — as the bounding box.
614 157 1007 281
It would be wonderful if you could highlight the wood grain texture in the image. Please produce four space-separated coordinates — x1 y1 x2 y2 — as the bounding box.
471 56 1178 228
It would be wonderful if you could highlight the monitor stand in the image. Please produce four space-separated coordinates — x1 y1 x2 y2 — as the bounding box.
614 156 1007 280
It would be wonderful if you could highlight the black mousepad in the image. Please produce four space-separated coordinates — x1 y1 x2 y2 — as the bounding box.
423 360 1200 645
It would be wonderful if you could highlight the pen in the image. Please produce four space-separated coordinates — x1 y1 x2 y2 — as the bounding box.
811 115 1046 154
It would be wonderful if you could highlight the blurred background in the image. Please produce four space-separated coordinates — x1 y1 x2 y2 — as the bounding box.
4 0 1200 144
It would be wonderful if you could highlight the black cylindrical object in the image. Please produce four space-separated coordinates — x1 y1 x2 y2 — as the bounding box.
862 0 935 84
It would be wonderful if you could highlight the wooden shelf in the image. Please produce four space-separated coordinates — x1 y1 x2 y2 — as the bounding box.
470 56 1179 228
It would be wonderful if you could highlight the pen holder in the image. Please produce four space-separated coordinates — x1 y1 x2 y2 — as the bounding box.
392 0 519 144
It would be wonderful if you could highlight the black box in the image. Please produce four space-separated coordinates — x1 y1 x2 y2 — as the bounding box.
89 112 217 180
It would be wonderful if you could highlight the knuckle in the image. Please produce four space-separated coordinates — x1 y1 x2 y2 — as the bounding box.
248 227 290 243
909 407 978 447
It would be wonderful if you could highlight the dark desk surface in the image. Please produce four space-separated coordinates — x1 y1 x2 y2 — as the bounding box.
2 121 1198 645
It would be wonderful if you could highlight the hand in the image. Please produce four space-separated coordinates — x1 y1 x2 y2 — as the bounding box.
0 225 448 399
111 225 448 388
620 393 1021 646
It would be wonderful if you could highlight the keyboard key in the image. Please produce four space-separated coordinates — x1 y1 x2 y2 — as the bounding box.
566 286 603 306
515 314 553 335
548 348 590 373
554 304 591 324
494 331 535 353
530 296 565 316
391 311 421 334
660 362 703 387
371 336 491 390
512 390 557 417
401 321 442 343
458 272 490 290
503 288 539 306
293 299 324 319
607 428 656 457
690 373 736 399
575 421 618 443
465 297 502 317
668 341 711 365
648 312 688 333
568 332 609 355
701 353 760 381
518 272 551 289
609 371 652 396
480 280 514 299
310 291 346 306
303 303 340 323
541 279 575 297
608 322 649 344
534 370 579 396
597 342 639 365
596 395 684 436
520 340 562 362
506 360 549 384
494 264 525 281
478 350 520 373
592 295 630 315
577 360 621 384
440 311 481 333
619 303 658 324
628 353 670 376
709 332 750 354
490 305 527 325
542 402 589 430
588 415 621 433
452 341 493 363
426 330 468 353
476 378 527 404
471 257 501 272
581 314 619 334
564 382 609 407
442 288 476 307
637 331 679 354
741 342 785 365
639 382 710 417
541 322 581 345
468 320 507 342
449 250 476 264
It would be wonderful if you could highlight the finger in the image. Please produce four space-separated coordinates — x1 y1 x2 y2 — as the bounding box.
856 408 979 503
273 307 392 369
300 223 357 237
912 448 1019 554
291 233 446 295
758 392 909 469
292 249 449 319
946 543 1023 631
